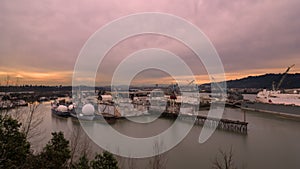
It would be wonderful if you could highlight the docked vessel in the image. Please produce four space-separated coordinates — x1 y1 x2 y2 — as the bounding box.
51 99 72 117
95 103 119 124
241 65 300 117
51 104 71 117
0 100 14 110
70 101 118 124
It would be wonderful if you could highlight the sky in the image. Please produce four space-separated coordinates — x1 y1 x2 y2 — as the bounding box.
0 0 300 86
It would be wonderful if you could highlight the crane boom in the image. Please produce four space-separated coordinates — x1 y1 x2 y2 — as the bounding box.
276 64 295 90
187 80 195 85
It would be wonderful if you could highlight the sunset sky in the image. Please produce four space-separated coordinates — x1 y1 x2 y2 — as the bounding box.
0 0 300 86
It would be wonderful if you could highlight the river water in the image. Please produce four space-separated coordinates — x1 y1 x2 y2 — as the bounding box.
3 95 300 169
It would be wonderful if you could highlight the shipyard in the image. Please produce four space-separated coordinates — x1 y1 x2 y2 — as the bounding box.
1 66 300 169
1 1 300 169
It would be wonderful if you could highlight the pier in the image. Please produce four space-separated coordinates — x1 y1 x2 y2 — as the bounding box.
131 100 248 134
159 111 248 134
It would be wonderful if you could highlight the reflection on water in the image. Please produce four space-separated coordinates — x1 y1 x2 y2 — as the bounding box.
2 98 300 169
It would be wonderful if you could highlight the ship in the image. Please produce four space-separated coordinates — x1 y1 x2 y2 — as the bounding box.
51 99 72 117
70 96 119 124
241 64 300 118
51 104 71 117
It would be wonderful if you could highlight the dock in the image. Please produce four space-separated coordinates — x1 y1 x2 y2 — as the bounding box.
131 100 248 134
159 111 248 134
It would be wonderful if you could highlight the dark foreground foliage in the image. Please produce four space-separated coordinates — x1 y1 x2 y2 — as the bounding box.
0 115 119 169
0 115 30 168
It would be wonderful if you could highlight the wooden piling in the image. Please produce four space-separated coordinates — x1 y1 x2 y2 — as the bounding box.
159 111 248 134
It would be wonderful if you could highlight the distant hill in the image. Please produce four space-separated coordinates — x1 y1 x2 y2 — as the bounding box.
214 73 300 89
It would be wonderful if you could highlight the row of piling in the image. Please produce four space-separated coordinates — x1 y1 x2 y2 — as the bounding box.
159 111 248 134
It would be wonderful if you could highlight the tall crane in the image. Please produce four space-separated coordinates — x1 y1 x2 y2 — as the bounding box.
276 64 295 90
187 80 195 86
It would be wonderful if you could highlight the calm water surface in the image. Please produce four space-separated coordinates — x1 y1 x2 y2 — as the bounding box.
5 97 300 169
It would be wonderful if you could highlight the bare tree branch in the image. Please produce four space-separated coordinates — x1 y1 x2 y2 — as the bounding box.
148 140 168 169
1 102 45 154
69 124 92 166
212 147 237 169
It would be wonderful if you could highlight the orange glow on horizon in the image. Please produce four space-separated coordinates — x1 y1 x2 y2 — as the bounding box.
0 67 299 86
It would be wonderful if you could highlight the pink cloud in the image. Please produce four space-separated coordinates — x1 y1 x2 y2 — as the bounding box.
0 0 299 85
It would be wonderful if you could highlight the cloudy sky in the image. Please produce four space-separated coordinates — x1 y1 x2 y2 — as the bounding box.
0 0 300 85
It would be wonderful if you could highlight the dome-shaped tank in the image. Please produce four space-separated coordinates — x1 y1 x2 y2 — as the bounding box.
82 104 95 116
57 105 68 112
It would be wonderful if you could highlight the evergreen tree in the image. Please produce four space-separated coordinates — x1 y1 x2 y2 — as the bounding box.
0 115 123 169
72 153 90 169
0 115 31 168
38 132 71 169
91 151 119 169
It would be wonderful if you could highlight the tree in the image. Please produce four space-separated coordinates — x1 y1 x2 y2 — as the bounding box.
69 125 91 165
91 151 119 169
38 132 71 169
148 141 167 169
9 102 44 152
212 147 237 169
72 153 90 169
22 103 43 140
0 115 31 168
